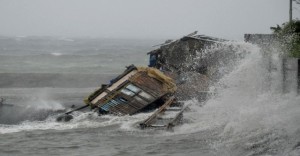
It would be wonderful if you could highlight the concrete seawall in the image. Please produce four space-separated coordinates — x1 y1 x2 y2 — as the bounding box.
245 34 300 94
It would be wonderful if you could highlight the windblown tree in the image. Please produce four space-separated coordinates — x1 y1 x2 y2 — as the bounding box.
271 20 300 58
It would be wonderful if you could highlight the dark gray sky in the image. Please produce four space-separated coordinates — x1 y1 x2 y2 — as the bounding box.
1 0 299 40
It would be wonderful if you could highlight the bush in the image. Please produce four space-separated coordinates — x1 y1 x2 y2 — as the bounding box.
271 20 300 58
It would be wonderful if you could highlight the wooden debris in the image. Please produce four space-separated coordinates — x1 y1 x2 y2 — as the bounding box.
84 65 177 116
139 96 188 130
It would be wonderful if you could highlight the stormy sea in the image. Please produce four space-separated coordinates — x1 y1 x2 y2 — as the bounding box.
0 36 299 156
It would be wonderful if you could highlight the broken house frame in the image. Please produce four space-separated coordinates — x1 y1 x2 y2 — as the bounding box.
83 65 189 129
84 65 177 116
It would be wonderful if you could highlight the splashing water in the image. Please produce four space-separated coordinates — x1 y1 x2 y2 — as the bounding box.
175 41 300 155
0 110 154 134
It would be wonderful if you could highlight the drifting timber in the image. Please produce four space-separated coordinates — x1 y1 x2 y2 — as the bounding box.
140 96 188 130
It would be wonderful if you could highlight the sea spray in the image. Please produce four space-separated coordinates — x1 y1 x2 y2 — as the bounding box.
176 41 300 155
23 89 65 111
0 89 65 124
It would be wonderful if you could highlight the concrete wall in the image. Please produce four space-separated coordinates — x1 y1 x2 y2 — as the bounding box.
282 58 299 94
245 34 300 94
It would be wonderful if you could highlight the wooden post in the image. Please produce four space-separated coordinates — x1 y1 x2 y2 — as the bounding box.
282 58 287 93
290 0 293 22
140 96 175 128
297 59 300 94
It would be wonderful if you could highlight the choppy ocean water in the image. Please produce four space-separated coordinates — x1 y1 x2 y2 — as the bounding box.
0 36 299 156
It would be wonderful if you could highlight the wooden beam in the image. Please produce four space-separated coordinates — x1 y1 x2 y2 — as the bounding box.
140 96 175 129
167 104 190 130
297 59 300 94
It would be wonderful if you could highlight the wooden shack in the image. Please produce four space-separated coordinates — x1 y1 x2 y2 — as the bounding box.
84 65 177 115
147 32 228 101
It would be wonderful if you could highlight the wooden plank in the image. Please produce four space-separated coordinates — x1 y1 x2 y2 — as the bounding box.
96 80 129 107
166 104 190 130
110 105 127 115
115 94 147 114
133 82 160 99
130 72 164 97
140 96 175 129
298 59 300 94
108 95 149 115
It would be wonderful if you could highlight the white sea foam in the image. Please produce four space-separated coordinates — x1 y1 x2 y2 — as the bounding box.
168 41 300 155
0 110 153 134
51 52 63 56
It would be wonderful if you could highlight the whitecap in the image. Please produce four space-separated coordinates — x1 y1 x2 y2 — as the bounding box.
51 52 63 56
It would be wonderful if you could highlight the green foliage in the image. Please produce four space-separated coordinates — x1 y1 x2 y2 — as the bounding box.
271 20 300 58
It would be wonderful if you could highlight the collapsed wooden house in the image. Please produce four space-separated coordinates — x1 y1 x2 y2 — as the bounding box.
84 65 177 115
82 65 187 129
